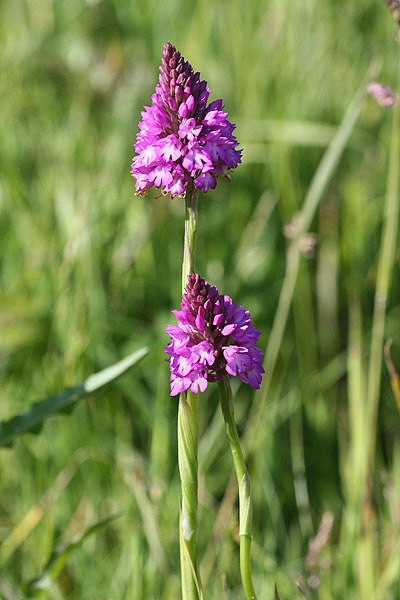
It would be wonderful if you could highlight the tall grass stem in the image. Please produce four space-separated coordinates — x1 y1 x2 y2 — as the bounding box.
366 72 400 491
244 62 379 454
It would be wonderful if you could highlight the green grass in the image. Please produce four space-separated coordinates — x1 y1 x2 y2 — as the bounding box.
1 0 400 598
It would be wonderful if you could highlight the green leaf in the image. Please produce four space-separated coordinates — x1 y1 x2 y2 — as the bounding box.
21 513 121 596
0 347 148 448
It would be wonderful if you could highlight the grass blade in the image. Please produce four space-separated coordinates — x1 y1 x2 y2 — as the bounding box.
0 347 149 448
366 71 400 486
244 61 380 453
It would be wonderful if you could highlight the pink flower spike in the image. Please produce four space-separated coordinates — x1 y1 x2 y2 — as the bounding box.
367 82 397 109
131 42 242 196
165 273 264 396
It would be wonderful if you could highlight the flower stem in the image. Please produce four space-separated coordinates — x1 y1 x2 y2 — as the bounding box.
178 183 202 599
182 183 199 292
218 378 258 600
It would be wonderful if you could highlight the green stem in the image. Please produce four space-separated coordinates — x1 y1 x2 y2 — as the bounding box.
218 378 257 600
182 183 199 292
365 72 400 495
178 390 202 599
178 183 202 600
243 61 378 456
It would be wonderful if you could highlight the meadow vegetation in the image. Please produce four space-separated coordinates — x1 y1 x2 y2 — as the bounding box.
0 0 399 598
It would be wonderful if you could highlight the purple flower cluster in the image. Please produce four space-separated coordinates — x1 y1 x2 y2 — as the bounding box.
367 82 397 109
131 43 242 196
165 274 264 396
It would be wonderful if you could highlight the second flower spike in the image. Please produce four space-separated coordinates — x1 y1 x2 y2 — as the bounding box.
131 43 242 196
165 274 264 396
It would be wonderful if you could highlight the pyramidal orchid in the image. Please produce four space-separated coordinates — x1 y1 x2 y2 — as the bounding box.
132 43 259 600
131 42 242 196
165 273 264 396
166 274 262 599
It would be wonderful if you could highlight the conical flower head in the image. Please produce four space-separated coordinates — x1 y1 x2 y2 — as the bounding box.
131 43 242 197
158 43 210 120
165 274 264 396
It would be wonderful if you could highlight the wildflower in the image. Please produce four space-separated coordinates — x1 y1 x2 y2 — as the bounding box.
165 273 264 395
131 43 242 196
367 82 397 108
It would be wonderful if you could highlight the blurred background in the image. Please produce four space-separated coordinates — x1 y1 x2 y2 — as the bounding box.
1 0 399 598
